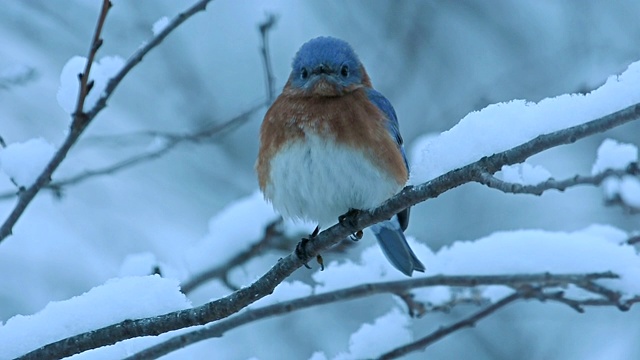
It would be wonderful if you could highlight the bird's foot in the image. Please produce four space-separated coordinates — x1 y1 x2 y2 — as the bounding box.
339 209 363 241
339 208 362 228
295 226 324 270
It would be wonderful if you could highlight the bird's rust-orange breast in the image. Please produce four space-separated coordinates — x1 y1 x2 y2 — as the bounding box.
256 87 407 191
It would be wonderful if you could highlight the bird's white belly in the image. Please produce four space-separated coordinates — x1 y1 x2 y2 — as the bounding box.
264 133 403 227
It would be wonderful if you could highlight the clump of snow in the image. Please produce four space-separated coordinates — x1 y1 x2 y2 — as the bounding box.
591 139 639 208
0 275 191 359
591 139 638 175
251 280 313 307
152 16 170 36
185 191 281 274
497 162 552 185
619 176 640 208
57 55 125 114
333 308 412 360
411 61 640 183
0 138 55 187
426 224 640 301
408 133 439 166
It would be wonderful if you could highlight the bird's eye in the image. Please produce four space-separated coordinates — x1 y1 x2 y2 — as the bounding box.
300 68 309 80
340 65 349 77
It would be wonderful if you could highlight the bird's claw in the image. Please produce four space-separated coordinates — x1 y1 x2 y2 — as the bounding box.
295 238 312 269
295 226 321 270
339 208 362 229
316 254 324 271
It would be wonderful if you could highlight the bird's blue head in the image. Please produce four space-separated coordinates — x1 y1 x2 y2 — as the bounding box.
288 36 369 96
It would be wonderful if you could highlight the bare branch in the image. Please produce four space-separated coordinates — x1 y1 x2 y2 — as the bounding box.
0 0 213 242
15 100 640 359
71 0 111 130
259 14 278 104
477 165 639 196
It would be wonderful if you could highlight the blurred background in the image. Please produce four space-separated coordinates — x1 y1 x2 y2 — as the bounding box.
1 1 640 359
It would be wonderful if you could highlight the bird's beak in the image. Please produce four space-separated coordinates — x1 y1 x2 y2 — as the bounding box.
311 64 334 76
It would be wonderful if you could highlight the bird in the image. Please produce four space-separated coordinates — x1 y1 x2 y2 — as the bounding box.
256 36 425 276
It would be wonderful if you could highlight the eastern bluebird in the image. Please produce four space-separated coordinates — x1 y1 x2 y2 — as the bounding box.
256 36 425 276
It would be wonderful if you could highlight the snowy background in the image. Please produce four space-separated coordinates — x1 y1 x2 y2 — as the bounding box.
1 1 640 359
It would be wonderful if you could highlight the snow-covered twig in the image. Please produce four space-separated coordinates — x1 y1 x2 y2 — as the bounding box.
124 273 623 360
477 165 639 196
16 100 640 360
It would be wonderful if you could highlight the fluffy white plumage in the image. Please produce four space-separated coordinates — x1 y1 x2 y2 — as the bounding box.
264 132 403 227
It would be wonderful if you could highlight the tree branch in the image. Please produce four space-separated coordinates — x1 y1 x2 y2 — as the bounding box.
127 273 627 360
16 100 640 359
477 165 639 196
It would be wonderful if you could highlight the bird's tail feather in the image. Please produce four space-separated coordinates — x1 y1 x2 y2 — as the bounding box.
370 218 426 276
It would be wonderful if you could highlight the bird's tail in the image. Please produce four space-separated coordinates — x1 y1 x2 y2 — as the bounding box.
370 218 426 276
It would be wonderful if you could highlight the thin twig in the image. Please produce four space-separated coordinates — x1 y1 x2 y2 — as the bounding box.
259 14 278 104
0 0 213 242
72 0 111 130
16 101 640 359
377 292 521 360
477 165 639 196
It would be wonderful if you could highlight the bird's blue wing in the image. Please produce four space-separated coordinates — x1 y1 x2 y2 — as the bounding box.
366 88 410 230
366 88 409 171
365 89 424 275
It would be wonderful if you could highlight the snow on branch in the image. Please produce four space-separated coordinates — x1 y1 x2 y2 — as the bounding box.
478 165 639 196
